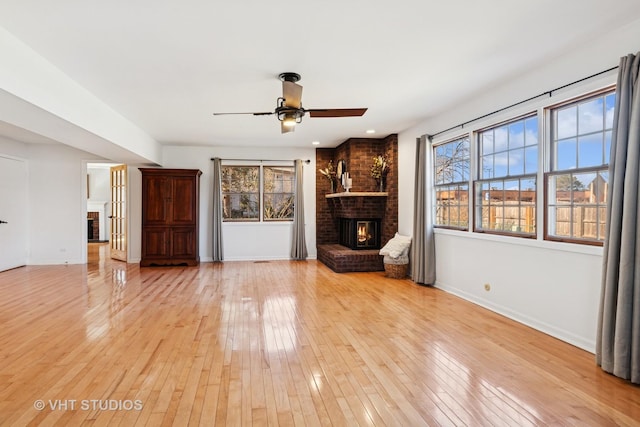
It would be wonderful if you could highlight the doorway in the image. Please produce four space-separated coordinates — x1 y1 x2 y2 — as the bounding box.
86 163 127 263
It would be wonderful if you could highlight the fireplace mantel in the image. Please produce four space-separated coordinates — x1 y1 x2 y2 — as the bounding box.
325 191 387 219
325 191 388 199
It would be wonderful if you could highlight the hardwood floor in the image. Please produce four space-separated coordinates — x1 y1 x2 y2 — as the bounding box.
1 243 639 426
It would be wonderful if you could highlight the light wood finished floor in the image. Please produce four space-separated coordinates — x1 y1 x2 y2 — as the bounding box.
1 244 640 426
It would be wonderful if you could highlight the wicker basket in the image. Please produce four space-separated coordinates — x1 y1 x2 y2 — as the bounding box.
383 255 409 279
384 262 408 279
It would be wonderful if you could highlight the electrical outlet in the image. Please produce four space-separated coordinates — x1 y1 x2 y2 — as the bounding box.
484 283 491 291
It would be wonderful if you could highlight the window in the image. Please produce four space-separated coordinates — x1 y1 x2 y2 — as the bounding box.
429 84 616 247
263 166 294 221
221 165 294 222
434 137 470 228
475 116 538 236
222 166 259 220
546 90 614 244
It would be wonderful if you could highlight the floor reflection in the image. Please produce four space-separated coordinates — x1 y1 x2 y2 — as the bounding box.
85 242 127 340
262 296 297 354
430 342 541 425
218 295 298 355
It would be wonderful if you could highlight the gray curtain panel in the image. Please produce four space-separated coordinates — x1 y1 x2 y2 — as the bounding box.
211 157 224 262
597 52 640 383
290 159 308 260
411 135 436 285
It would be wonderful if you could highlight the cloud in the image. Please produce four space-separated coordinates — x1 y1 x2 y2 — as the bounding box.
557 94 614 139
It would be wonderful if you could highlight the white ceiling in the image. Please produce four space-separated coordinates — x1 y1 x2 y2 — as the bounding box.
1 0 640 152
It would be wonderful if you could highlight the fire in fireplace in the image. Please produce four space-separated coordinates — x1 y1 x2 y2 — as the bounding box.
339 218 381 250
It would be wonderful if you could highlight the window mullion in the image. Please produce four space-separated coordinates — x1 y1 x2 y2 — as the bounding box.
537 106 546 241
259 164 264 222
468 130 476 233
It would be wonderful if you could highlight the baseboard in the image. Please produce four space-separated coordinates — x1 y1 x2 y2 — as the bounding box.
435 280 596 353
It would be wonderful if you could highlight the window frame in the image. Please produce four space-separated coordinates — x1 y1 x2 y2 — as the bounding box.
544 87 615 246
221 165 260 222
433 136 471 230
473 114 539 238
221 164 295 223
262 165 295 222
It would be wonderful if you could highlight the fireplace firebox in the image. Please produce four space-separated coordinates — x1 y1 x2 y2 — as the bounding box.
339 218 381 250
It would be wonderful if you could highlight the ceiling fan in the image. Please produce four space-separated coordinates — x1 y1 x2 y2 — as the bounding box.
213 72 367 134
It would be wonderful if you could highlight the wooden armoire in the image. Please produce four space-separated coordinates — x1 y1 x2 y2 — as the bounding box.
139 168 202 266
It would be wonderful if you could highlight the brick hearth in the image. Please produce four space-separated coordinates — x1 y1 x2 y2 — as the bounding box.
317 244 384 273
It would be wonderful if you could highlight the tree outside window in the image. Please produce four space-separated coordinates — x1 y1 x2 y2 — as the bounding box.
222 166 259 221
263 166 294 221
221 165 294 222
434 137 470 229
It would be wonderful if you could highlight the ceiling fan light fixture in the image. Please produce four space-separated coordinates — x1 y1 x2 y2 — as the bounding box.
213 73 368 134
278 107 304 126
282 115 297 127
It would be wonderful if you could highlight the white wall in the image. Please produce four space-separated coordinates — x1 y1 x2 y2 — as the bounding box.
0 137 28 158
0 138 103 265
157 145 317 261
88 166 111 202
27 144 102 264
397 18 640 352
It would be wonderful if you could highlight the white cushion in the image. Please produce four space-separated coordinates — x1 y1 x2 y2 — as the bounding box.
379 233 412 258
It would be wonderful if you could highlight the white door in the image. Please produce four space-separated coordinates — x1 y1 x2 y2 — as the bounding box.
0 156 28 272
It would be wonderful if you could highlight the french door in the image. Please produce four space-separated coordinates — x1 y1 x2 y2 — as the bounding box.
110 165 127 261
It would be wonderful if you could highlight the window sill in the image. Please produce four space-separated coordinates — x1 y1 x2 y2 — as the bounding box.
433 227 603 256
223 221 293 226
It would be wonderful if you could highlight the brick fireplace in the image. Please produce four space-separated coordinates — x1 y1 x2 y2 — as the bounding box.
87 211 100 241
316 135 398 273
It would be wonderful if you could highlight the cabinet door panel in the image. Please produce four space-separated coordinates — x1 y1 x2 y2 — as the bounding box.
171 228 195 258
142 228 169 258
143 176 169 224
171 177 196 224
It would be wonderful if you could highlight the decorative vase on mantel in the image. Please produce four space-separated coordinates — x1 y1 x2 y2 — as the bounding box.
378 178 385 192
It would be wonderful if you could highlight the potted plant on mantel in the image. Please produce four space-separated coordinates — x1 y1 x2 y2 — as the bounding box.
319 160 337 193
371 154 389 192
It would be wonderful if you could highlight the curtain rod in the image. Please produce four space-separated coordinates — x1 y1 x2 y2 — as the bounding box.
430 65 619 139
210 158 310 163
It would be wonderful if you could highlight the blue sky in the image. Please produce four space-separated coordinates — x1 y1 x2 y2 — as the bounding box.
436 92 615 191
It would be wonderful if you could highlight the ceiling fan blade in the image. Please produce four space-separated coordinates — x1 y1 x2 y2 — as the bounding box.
213 112 274 116
307 108 368 118
282 81 303 108
281 121 295 134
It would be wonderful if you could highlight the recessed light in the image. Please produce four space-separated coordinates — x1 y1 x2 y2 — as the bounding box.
366 129 376 134
312 141 320 145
